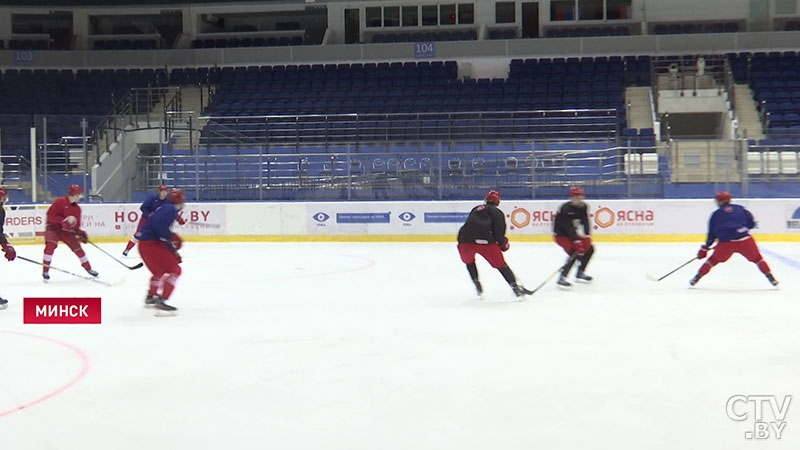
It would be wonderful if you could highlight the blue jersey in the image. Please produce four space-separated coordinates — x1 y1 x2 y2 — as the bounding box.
705 203 755 246
136 202 178 251
140 193 165 217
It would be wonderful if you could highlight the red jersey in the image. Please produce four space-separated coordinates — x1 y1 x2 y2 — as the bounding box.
47 196 82 229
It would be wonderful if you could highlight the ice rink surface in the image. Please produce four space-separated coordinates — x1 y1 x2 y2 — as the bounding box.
1 241 799 450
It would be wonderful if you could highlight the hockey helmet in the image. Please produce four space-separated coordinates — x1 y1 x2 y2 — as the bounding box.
485 190 501 205
569 186 585 198
715 191 732 204
169 189 186 204
158 184 170 192
68 184 83 196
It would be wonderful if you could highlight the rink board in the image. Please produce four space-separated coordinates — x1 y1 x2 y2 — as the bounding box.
4 199 800 243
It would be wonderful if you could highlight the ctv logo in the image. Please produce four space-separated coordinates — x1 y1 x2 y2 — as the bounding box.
726 395 792 440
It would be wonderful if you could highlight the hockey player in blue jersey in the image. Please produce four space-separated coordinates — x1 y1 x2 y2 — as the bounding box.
137 189 185 311
123 185 185 256
690 192 778 287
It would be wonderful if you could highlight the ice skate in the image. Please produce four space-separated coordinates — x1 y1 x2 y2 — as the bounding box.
86 269 99 277
689 274 702 286
42 272 50 282
154 296 177 312
575 271 593 283
557 275 572 288
473 280 483 296
145 294 159 307
0 298 7 309
512 284 534 297
766 273 779 287
122 249 129 257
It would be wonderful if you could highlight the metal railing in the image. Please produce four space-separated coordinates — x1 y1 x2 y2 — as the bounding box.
90 86 181 164
138 144 666 201
650 54 729 115
197 109 622 150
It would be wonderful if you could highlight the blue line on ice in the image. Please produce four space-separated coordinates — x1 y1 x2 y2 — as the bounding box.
762 247 800 272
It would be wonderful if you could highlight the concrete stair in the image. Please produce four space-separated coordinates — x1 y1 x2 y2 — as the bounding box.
168 85 209 150
625 86 655 129
733 84 765 140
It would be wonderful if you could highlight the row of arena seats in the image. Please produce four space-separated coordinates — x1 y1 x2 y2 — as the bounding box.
207 58 626 118
0 67 164 150
190 36 304 49
621 127 656 145
371 30 477 43
488 29 517 40
93 39 159 50
546 27 631 38
0 68 166 115
653 22 740 34
730 52 800 132
786 21 800 31
3 39 50 50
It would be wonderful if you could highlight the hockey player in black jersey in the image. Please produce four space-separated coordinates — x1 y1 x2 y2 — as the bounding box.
552 186 594 287
457 190 532 297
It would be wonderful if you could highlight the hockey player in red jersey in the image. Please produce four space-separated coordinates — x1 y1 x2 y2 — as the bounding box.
42 184 97 281
690 192 778 287
0 187 17 308
137 189 185 311
457 190 532 297
552 186 594 287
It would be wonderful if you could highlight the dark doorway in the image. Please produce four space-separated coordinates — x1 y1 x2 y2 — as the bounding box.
345 9 360 44
522 2 540 38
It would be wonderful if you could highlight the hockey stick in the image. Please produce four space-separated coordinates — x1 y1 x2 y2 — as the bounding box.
649 257 698 282
528 252 580 295
16 255 115 287
648 245 716 282
86 240 143 270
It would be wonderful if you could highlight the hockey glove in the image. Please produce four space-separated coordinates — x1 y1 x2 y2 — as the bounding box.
171 233 183 250
174 252 182 264
697 245 709 259
500 239 510 252
74 230 89 243
1 243 16 262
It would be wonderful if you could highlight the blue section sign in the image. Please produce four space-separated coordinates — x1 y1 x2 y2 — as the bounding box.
13 51 34 66
424 212 469 223
414 42 435 58
336 213 391 224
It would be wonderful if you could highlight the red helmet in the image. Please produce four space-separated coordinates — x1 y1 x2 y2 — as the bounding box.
169 189 185 204
158 184 169 192
485 190 501 205
569 186 585 197
0 187 8 199
68 184 83 196
715 191 732 204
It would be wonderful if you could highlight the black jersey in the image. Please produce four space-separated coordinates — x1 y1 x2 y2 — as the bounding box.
457 203 508 245
553 201 590 241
